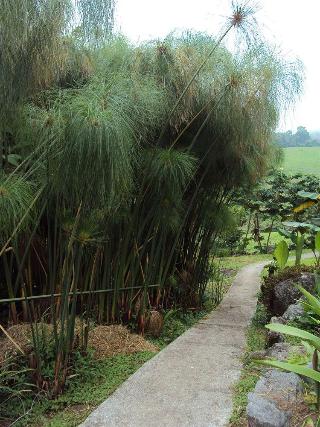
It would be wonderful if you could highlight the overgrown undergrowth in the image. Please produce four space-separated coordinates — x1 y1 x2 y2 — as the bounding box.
1 308 209 426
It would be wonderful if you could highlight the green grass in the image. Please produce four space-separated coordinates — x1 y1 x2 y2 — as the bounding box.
287 256 316 267
7 352 155 427
229 305 268 426
3 309 211 427
244 231 292 254
219 248 314 274
218 253 272 272
282 147 320 176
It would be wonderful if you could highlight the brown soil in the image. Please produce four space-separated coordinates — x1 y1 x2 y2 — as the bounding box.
0 322 158 365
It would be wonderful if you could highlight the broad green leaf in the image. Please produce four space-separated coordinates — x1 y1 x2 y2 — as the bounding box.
298 286 320 317
309 316 320 325
315 231 320 252
256 359 320 382
273 240 289 269
302 416 316 427
277 228 295 242
282 221 304 228
283 221 311 229
297 190 320 200
266 323 320 350
283 221 320 232
7 154 21 166
302 340 314 355
312 218 320 227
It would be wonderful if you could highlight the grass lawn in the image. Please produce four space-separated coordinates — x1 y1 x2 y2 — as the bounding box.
282 147 320 176
218 248 315 274
218 253 272 272
244 231 292 254
287 256 316 267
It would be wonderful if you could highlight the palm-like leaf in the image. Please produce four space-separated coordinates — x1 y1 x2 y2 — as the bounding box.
0 174 35 242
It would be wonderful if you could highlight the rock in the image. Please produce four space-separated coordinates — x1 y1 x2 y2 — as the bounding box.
282 302 304 322
265 342 307 362
247 394 290 427
267 316 286 346
246 369 304 427
273 273 315 315
270 316 286 324
249 350 268 360
255 370 304 401
264 343 293 361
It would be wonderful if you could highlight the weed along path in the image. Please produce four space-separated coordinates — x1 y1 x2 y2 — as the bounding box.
80 261 267 427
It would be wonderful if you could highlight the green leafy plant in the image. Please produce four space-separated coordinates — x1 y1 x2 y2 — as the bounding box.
302 416 320 427
257 286 320 408
0 356 34 420
273 240 289 269
0 0 304 409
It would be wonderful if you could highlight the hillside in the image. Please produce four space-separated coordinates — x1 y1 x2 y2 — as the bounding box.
282 146 320 176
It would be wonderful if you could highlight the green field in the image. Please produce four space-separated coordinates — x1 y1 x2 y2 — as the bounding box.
282 147 320 176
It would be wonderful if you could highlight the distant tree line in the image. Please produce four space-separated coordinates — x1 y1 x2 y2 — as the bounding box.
275 126 320 148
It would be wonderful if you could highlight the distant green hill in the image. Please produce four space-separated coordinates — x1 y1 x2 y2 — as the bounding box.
282 147 320 176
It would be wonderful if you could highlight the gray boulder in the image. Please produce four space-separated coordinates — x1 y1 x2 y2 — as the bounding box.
265 342 307 362
247 394 290 427
267 316 286 346
273 273 314 315
250 342 308 362
247 369 304 427
254 370 303 401
250 343 307 362
282 301 304 322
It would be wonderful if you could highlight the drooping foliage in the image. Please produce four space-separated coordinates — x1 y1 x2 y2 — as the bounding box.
0 0 115 126
0 0 304 398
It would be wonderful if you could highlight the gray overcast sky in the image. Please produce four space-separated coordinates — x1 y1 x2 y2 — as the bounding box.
115 0 320 132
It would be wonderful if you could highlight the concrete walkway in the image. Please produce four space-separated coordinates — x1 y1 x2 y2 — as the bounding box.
80 261 268 427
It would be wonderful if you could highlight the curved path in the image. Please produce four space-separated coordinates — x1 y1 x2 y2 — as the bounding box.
80 260 268 427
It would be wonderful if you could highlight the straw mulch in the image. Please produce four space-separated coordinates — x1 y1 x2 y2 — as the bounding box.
0 323 51 365
88 325 158 359
0 322 158 365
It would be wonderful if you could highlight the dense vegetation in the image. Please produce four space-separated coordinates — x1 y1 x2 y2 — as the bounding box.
217 171 320 256
0 0 303 419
